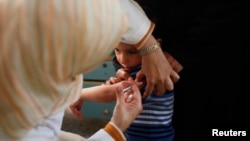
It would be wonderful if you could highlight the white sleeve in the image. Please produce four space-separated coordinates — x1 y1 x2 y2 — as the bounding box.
120 0 153 47
88 122 126 141
87 129 114 141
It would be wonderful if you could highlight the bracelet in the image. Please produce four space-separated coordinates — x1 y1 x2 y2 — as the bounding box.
139 42 160 56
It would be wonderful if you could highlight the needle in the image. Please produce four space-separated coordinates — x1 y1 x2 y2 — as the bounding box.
122 86 132 93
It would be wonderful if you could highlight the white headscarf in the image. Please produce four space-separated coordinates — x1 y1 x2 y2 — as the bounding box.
0 0 127 139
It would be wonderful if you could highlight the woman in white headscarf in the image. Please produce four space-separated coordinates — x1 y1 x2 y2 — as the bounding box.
0 0 143 140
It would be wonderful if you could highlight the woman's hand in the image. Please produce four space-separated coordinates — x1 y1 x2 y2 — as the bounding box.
110 80 143 131
115 50 183 98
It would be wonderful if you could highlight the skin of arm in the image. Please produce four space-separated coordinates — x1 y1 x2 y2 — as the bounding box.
69 83 119 119
135 35 180 97
79 83 121 103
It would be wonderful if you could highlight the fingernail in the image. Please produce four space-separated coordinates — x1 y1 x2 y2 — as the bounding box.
126 94 133 102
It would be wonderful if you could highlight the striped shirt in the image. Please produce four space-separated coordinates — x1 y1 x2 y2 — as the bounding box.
112 58 175 141
126 65 175 141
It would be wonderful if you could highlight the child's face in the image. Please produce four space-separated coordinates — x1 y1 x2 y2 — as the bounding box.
115 43 142 71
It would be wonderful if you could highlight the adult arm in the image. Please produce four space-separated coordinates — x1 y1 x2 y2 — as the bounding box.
88 81 143 141
120 0 180 97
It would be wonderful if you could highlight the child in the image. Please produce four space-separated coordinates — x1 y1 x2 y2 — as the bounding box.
108 42 175 141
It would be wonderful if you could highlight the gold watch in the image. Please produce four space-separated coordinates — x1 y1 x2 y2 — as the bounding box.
139 42 160 56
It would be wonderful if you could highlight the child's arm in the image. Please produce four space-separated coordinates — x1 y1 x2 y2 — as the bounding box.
80 83 120 103
69 83 121 119
70 79 138 119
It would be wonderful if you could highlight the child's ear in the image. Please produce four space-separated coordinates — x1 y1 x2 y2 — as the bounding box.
156 38 162 45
